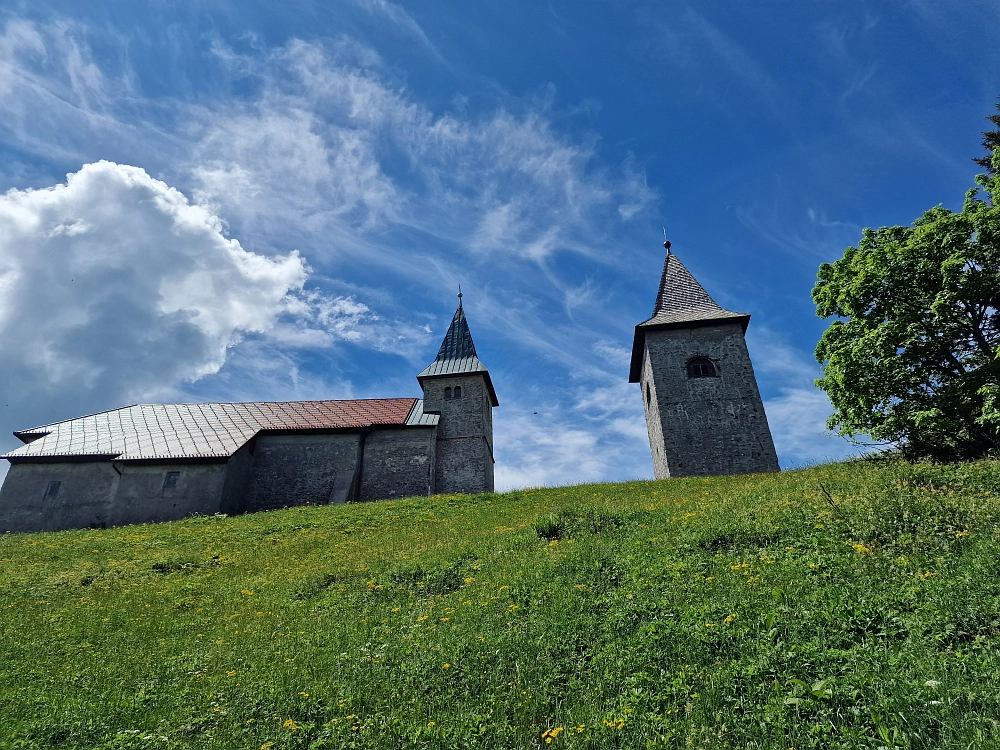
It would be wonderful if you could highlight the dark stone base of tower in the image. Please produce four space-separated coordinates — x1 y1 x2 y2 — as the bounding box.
630 246 779 479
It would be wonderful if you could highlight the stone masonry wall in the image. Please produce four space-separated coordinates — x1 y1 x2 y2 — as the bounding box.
358 427 437 501
422 374 494 494
641 323 779 478
0 460 228 532
245 433 362 512
640 354 670 479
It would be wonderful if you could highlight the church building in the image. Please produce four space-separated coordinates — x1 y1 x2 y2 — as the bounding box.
0 298 496 533
630 241 779 478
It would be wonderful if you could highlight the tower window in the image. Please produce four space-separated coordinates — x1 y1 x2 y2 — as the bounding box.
454 386 462 398
44 480 61 499
444 387 453 399
645 383 651 406
687 357 717 378
163 471 180 489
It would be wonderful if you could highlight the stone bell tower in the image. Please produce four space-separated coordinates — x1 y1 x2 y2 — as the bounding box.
628 241 778 478
418 293 498 494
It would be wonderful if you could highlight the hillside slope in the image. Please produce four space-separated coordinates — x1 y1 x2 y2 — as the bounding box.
1 460 999 749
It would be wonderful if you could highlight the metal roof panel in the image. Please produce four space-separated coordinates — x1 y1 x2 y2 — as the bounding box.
4 398 420 461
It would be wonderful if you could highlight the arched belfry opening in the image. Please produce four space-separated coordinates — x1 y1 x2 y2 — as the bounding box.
628 240 778 478
686 357 717 378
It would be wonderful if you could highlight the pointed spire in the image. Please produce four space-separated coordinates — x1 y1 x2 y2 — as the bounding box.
651 251 723 318
433 304 478 362
628 241 750 383
417 295 499 406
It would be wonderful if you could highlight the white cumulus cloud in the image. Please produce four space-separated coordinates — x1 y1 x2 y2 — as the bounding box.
0 160 306 433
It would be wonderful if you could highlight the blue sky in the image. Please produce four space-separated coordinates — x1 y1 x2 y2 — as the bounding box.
0 1 998 489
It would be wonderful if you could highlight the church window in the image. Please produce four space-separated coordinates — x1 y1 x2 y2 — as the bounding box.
687 357 717 378
163 471 180 489
444 387 453 399
44 480 61 498
454 386 462 398
645 383 651 405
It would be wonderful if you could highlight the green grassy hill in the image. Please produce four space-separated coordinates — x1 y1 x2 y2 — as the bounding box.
2 460 1000 749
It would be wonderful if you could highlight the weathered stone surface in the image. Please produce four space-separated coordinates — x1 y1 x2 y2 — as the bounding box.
359 427 437 501
244 433 363 512
421 374 494 494
0 460 228 532
640 322 779 478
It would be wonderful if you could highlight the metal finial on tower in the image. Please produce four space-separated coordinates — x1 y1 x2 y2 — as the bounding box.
662 227 671 254
457 284 463 307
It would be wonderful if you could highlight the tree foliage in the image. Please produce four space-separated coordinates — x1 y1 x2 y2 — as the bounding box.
813 152 1000 460
973 98 1000 176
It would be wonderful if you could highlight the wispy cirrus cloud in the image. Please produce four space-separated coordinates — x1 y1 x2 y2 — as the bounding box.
0 17 663 490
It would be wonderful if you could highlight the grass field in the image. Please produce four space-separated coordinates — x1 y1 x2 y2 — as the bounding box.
2 459 1000 749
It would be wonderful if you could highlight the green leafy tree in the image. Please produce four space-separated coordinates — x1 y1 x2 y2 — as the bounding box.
813 150 1000 460
973 98 1000 176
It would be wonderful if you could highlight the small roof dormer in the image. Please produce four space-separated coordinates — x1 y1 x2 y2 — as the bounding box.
417 300 499 406
628 245 750 382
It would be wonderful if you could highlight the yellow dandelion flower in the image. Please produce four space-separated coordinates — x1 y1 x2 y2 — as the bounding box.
542 726 564 743
851 543 871 554
261 743 274 750
442 663 450 669
283 719 300 730
226 670 237 677
299 692 309 697
241 589 254 596
723 614 735 624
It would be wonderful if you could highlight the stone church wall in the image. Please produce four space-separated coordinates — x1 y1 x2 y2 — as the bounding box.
244 433 362 512
359 427 437 501
0 460 228 532
642 322 779 478
0 423 449 532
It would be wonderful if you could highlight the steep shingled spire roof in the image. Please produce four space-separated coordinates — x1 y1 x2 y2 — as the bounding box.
433 304 478 362
418 298 498 406
628 247 750 382
647 251 746 324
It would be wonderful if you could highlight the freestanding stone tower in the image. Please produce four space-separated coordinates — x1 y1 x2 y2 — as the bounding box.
629 242 779 478
418 293 498 494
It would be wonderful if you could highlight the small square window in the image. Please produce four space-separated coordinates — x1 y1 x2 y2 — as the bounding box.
163 471 180 489
44 480 61 499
